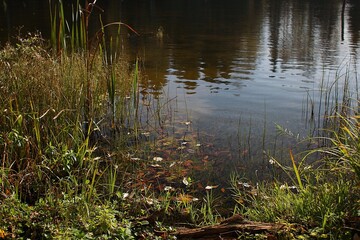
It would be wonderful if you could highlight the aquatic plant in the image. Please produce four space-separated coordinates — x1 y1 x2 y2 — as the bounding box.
232 64 360 238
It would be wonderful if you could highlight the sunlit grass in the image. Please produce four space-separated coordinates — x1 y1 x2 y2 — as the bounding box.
230 65 360 239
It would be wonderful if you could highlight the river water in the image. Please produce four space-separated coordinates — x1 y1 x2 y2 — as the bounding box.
1 0 360 179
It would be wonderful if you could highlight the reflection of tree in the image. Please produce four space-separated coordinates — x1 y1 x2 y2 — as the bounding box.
348 0 360 57
268 0 283 73
147 0 266 92
267 0 346 76
312 0 342 64
2 0 358 84
98 0 358 93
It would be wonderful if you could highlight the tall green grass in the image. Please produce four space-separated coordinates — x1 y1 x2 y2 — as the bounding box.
0 1 211 239
230 63 360 238
0 0 144 204
0 1 150 236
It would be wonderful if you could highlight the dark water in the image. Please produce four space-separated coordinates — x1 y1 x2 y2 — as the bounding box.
1 0 360 178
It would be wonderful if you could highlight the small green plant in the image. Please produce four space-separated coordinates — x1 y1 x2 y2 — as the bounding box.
316 113 360 181
199 187 219 225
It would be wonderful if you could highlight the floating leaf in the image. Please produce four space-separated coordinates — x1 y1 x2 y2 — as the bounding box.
238 182 252 189
150 164 161 168
162 141 172 146
205 185 218 190
141 132 151 137
180 121 191 125
187 149 195 154
145 198 155 205
182 177 189 186
153 157 163 162
202 156 209 163
123 192 129 199
183 160 193 167
164 186 174 191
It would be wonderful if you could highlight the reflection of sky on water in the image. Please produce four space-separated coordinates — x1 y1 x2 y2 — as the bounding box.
145 0 360 142
1 0 360 169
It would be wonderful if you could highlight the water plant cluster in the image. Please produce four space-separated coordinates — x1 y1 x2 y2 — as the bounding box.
0 0 359 239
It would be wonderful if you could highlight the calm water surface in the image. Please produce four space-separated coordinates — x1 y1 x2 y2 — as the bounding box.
1 0 360 178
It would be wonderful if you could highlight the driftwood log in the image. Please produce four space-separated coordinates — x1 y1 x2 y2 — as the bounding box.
174 215 285 239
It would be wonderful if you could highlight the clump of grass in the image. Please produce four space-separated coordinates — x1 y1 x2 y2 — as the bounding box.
0 3 209 237
317 113 360 181
0 0 209 238
240 174 357 236
231 65 360 238
0 27 136 214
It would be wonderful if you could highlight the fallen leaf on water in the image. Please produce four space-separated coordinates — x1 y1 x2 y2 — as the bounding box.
141 132 151 137
182 177 189 186
183 160 193 167
153 157 163 162
162 141 172 146
150 164 162 168
187 149 195 154
164 186 174 191
145 197 157 205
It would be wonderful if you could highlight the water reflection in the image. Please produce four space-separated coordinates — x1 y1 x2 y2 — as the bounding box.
1 0 360 174
110 0 359 96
